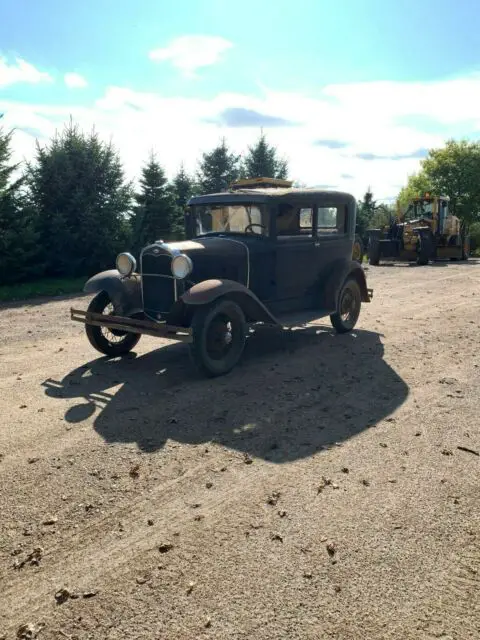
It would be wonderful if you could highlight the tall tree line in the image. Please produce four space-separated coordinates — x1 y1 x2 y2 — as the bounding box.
3 114 480 287
0 118 289 285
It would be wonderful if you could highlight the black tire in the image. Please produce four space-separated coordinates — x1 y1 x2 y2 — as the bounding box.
330 278 361 334
189 299 247 377
85 291 141 357
416 235 431 265
462 236 470 260
352 235 364 263
368 239 380 265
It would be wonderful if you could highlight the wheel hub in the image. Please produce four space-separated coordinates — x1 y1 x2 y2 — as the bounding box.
207 319 233 359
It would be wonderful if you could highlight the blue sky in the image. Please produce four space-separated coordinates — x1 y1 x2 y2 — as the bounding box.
1 0 480 198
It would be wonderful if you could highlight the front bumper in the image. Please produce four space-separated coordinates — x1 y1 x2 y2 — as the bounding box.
70 308 192 343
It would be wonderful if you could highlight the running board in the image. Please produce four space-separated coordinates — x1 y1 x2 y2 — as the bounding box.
70 309 193 343
250 309 334 330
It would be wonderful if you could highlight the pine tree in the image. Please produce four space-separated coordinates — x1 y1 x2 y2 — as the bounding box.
27 118 132 277
171 163 196 237
0 115 40 285
356 188 377 235
241 132 288 179
172 163 195 209
197 138 240 193
132 151 177 250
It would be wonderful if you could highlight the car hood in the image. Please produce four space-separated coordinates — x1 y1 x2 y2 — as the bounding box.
168 236 250 287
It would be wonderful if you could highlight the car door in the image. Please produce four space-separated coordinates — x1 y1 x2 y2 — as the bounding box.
312 203 352 308
273 205 319 312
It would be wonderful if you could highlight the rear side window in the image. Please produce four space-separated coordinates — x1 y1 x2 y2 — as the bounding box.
317 205 346 235
299 208 313 234
277 205 313 236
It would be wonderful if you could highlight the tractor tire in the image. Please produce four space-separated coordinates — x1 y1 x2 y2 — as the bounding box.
416 235 432 265
368 239 381 266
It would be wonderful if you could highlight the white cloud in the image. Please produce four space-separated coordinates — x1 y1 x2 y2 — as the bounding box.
64 72 88 89
149 35 233 77
0 57 53 87
3 71 480 200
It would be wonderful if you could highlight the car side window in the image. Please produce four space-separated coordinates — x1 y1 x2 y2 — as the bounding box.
277 205 313 237
317 205 346 235
299 208 313 235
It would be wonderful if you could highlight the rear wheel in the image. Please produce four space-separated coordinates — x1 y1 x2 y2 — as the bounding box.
189 299 247 377
368 239 381 265
85 291 141 357
330 278 361 334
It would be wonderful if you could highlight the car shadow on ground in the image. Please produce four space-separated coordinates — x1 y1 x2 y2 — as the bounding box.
43 326 409 463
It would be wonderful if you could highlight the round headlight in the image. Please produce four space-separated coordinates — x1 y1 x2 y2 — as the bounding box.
116 252 136 276
171 254 193 279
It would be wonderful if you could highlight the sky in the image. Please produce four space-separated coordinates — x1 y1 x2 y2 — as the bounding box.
1 0 480 200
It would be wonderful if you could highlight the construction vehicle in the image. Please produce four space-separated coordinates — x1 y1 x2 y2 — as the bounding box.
367 193 470 265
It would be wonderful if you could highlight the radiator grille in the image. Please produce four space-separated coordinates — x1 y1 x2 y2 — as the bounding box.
141 249 175 318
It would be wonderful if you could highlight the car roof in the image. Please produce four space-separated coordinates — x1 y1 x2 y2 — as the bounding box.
188 187 356 207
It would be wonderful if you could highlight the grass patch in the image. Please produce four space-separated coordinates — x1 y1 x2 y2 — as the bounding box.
0 276 86 303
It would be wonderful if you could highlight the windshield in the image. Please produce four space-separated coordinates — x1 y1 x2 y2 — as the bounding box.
405 200 433 220
193 204 268 236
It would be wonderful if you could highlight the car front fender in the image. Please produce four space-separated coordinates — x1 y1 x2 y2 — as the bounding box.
84 270 143 317
181 279 278 325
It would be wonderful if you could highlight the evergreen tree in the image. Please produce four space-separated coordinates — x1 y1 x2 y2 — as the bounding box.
197 138 240 193
0 116 40 285
171 163 196 237
356 188 377 235
241 132 288 179
172 163 195 209
27 118 132 277
132 151 177 250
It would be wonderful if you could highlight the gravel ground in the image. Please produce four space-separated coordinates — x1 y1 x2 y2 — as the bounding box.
0 261 479 640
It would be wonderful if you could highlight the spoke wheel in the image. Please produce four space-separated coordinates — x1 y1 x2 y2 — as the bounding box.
190 299 246 377
85 291 141 357
330 278 361 333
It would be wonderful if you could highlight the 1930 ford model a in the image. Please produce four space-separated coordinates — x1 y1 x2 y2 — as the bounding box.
71 178 373 376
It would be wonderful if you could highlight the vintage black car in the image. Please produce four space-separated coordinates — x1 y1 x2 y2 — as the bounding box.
71 178 373 376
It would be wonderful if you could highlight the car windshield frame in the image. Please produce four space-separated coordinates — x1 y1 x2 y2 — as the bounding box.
405 201 433 220
192 202 269 237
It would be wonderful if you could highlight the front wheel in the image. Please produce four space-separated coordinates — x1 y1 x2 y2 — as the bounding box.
85 291 141 357
189 299 247 377
330 278 361 334
416 235 432 265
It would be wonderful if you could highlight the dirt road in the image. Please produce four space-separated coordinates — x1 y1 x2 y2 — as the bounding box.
0 262 479 639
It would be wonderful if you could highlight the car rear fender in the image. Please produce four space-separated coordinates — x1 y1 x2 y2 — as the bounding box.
323 260 372 309
84 270 143 317
180 279 279 325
